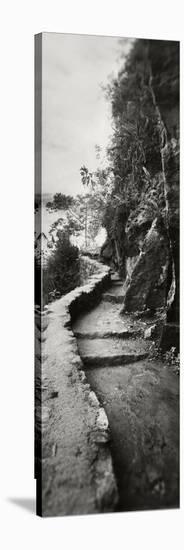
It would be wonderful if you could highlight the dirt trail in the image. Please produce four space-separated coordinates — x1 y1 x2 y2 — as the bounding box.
72 273 179 511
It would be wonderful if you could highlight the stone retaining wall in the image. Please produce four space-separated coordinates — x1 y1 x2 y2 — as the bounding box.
36 260 118 516
79 254 102 285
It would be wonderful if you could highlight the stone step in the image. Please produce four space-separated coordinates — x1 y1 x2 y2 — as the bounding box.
107 285 125 295
74 328 141 339
110 274 122 282
78 337 148 367
111 280 125 287
102 293 125 304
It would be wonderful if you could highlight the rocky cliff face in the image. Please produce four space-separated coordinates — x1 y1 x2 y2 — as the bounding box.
162 141 179 324
150 42 179 351
101 41 179 350
150 41 179 325
122 217 170 313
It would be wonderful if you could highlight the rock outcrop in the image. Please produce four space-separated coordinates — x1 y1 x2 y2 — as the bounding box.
107 41 179 350
162 140 179 324
122 217 170 313
149 40 179 333
101 238 115 265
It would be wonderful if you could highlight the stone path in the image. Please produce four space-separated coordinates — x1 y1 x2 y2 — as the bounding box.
73 272 179 511
35 268 118 517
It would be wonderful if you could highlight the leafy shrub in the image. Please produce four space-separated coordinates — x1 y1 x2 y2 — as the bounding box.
43 230 80 304
46 193 74 210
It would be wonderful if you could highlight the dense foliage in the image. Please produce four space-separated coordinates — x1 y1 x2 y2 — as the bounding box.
46 192 74 210
100 39 179 269
42 230 80 304
107 41 161 191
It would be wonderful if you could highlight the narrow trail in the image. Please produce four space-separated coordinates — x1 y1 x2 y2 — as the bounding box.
72 271 179 511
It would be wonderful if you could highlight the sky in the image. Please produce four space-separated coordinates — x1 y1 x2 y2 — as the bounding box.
42 33 132 196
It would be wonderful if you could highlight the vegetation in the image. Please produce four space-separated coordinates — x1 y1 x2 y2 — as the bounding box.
47 168 109 250
43 229 80 303
78 165 112 247
34 229 80 305
46 192 74 210
99 39 179 276
35 37 179 341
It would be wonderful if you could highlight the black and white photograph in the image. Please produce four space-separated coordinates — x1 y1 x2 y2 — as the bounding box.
35 32 180 518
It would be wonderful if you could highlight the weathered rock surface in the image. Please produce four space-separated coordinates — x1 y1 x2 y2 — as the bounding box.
100 238 114 262
144 324 157 340
122 217 170 313
150 40 179 333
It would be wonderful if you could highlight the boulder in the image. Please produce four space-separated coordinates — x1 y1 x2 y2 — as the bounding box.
125 172 165 259
100 238 113 262
122 217 170 313
144 324 157 340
